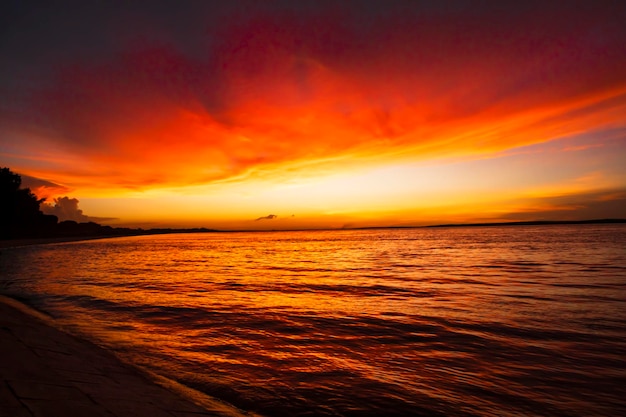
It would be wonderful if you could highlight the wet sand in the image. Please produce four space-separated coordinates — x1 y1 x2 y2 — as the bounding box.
0 295 249 417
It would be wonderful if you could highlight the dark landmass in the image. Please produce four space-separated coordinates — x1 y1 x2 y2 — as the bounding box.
341 219 626 231
227 218 626 233
44 222 220 238
0 219 221 243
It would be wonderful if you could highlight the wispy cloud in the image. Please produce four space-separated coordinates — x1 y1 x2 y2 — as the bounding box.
20 174 70 200
563 144 605 152
503 189 626 221
255 214 277 221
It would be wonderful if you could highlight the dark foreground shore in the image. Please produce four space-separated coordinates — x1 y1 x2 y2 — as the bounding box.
0 295 248 417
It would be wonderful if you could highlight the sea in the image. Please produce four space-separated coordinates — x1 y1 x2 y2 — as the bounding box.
1 224 625 416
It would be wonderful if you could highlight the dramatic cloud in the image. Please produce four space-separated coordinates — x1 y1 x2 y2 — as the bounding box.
41 197 115 223
2 2 625 194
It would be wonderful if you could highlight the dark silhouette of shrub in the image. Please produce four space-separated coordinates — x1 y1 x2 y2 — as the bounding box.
0 167 58 238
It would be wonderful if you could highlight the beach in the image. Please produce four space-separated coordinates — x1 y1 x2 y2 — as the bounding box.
0 294 247 417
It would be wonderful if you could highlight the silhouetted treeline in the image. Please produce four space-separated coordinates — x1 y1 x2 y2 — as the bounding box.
0 167 218 240
1 167 59 238
51 220 218 238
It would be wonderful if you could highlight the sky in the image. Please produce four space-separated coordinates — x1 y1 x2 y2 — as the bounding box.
1 1 625 229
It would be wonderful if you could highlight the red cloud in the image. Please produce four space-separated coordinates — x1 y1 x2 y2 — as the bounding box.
4 3 626 193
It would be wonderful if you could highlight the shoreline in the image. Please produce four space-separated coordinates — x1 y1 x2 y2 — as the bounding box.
0 294 252 417
0 235 124 249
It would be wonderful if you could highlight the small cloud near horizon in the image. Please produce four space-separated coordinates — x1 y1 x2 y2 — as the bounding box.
255 214 277 221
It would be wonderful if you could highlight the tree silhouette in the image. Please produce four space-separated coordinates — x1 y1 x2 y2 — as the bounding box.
0 167 58 238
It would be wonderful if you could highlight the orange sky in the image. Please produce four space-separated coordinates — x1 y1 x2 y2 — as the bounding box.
2 2 626 229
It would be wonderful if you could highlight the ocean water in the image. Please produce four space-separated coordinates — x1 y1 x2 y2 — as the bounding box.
1 225 625 416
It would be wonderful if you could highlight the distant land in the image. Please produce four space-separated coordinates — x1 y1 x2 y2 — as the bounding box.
342 218 626 231
423 218 626 228
115 218 626 234
0 225 223 248
2 219 625 248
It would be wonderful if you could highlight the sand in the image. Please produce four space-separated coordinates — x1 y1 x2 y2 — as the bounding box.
0 295 249 417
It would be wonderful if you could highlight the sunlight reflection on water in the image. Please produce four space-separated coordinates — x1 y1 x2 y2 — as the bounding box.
1 225 626 416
